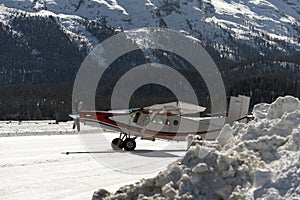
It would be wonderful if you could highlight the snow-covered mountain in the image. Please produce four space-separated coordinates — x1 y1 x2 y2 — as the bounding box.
0 0 299 119
0 0 299 59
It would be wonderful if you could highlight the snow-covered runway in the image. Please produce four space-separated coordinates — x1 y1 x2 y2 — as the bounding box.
0 129 186 200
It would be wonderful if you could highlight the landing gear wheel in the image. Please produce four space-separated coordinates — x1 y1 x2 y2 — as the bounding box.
123 138 136 151
111 138 123 150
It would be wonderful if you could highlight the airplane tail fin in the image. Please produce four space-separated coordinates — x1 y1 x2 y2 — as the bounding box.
226 95 250 125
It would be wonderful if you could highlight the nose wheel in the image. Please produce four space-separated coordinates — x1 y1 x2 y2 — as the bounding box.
111 133 136 151
111 138 123 150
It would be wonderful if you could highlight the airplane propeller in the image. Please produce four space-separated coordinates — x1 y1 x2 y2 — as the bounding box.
73 117 80 132
71 101 83 132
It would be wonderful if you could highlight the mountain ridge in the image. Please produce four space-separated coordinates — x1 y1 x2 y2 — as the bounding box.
0 0 299 57
0 0 299 120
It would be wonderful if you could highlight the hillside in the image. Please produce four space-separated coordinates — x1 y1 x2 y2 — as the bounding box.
0 0 299 119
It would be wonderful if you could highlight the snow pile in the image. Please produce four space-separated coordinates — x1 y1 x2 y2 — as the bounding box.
92 96 300 200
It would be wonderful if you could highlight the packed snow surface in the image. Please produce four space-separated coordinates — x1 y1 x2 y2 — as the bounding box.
0 122 186 200
93 96 300 200
0 120 97 136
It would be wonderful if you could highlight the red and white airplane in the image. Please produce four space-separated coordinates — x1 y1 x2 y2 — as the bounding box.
70 95 250 151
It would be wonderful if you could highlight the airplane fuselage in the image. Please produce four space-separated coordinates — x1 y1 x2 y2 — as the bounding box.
79 110 222 141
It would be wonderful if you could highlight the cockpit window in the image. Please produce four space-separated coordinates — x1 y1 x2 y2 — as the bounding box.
151 116 164 125
132 112 140 123
165 119 170 125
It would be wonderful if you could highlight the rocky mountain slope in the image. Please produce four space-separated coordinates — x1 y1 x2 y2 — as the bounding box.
1 0 299 58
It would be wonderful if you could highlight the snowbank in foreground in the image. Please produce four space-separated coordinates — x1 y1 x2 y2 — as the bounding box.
92 96 300 200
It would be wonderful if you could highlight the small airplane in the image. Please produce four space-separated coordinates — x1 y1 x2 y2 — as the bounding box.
70 95 251 151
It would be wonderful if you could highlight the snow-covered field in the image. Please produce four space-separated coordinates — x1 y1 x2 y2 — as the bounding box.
0 123 186 200
0 120 97 137
93 96 300 199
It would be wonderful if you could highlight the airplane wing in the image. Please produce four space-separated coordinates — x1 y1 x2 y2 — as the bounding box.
103 102 205 115
143 101 206 115
106 108 142 114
